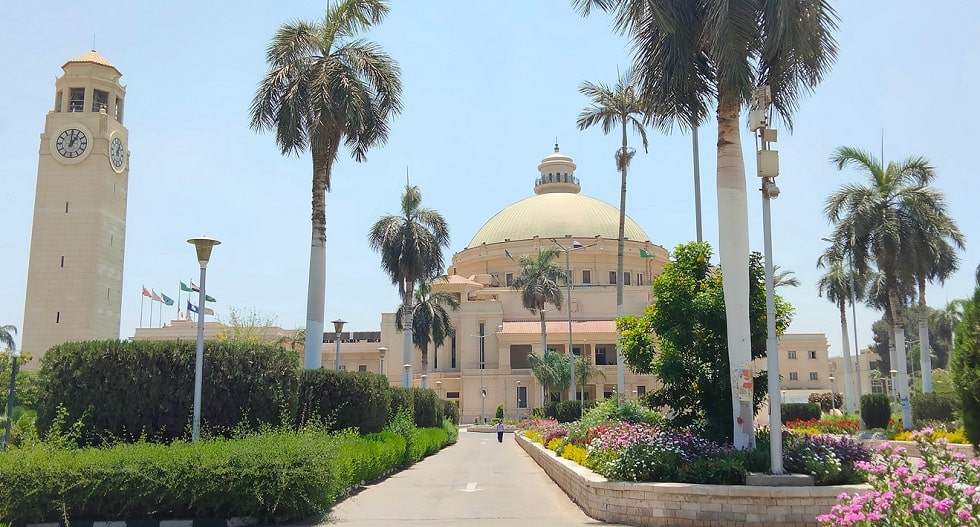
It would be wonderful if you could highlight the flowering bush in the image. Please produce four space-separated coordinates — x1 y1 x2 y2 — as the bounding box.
783 432 871 485
891 427 969 444
561 443 588 465
786 416 860 435
588 426 734 482
818 429 980 526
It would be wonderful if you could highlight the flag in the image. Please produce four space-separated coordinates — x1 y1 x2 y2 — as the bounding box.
142 286 151 298
205 294 217 303
639 248 655 259
205 306 215 316
504 249 514 260
187 301 198 314
190 281 201 292
572 241 584 249
187 301 214 316
160 292 175 306
151 289 162 302
179 281 193 293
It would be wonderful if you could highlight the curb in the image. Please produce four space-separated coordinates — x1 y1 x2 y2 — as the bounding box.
29 518 256 527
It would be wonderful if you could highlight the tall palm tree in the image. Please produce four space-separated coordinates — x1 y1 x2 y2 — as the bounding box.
817 246 866 414
369 184 450 387
577 68 650 404
905 215 964 392
512 248 565 360
250 0 403 368
772 265 800 288
395 276 460 388
0 325 15 352
825 146 962 427
932 299 966 369
574 0 840 449
528 349 571 402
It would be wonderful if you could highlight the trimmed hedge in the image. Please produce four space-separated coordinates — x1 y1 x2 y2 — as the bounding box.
911 392 958 426
862 393 892 429
35 340 299 445
780 403 820 423
555 401 582 423
298 369 391 433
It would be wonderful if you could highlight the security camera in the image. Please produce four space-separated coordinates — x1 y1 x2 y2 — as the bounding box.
764 181 780 199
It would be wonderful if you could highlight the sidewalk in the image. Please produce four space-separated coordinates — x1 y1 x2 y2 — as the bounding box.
307 428 604 526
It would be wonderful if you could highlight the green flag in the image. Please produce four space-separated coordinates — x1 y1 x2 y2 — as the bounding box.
639 249 655 259
205 294 217 303
179 281 194 293
504 249 514 260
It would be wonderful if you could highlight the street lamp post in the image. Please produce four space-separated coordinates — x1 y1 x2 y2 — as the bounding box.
889 369 899 405
515 380 521 420
3 348 20 451
378 346 387 376
436 380 442 398
332 319 346 370
187 236 220 443
404 363 412 387
551 238 596 403
421 374 427 390
828 375 836 413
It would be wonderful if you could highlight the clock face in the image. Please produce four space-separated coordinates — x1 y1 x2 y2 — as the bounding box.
110 137 126 170
56 128 88 159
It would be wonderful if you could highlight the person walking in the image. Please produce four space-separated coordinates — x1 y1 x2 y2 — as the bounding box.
496 420 505 443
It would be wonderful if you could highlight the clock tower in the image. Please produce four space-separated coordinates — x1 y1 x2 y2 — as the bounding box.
21 51 130 366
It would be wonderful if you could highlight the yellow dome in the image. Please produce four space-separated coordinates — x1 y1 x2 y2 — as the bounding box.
63 50 121 76
467 145 650 247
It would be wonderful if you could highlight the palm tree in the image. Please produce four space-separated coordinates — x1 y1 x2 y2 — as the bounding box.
528 349 571 402
276 327 306 353
817 246 866 414
250 0 403 368
825 146 962 427
574 0 840 449
577 68 650 404
369 184 450 387
574 354 606 404
0 325 15 352
932 299 966 369
773 265 800 288
512 248 565 359
395 276 460 388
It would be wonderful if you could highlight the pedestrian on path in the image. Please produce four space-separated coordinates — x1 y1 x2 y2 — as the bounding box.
496 421 505 442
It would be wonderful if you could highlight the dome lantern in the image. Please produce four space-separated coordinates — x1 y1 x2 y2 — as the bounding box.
534 143 580 194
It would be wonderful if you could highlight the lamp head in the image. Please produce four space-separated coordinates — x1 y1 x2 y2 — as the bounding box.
187 236 221 267
378 346 387 358
331 318 347 334
889 369 898 378
763 180 780 199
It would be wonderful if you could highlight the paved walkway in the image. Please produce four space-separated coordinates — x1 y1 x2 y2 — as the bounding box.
307 428 605 526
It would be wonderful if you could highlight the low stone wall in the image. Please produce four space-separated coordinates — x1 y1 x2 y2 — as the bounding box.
863 439 977 458
516 434 872 527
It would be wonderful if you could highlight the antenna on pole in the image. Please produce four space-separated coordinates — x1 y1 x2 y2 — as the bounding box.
92 34 96 51
406 166 409 185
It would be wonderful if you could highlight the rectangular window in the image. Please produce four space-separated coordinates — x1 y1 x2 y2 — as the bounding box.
451 336 457 369
60 256 64 268
788 351 797 359
339 365 347 371
624 272 631 286
107 287 110 299
572 346 581 356
609 271 617 284
808 351 817 359
479 322 486 369
595 346 607 365
56 311 61 323
868 360 878 371
517 386 527 408
871 380 884 394
92 89 109 112
809 372 819 381
69 88 84 112
636 385 646 396
358 365 367 372
114 96 124 122
582 270 591 284
789 372 799 381
55 90 62 112
638 274 643 286
505 273 513 287
446 391 460 399
65 202 69 213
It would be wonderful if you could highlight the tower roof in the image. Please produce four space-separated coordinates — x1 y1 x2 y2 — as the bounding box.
63 50 121 76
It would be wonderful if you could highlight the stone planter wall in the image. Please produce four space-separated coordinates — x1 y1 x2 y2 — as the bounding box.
516 434 872 527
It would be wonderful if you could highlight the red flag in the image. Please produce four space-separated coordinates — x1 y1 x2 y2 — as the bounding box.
142 286 151 298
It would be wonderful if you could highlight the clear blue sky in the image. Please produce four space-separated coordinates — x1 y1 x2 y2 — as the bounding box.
2 1 979 360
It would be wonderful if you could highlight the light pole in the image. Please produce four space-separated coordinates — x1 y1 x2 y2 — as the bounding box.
889 369 899 405
3 348 20 451
421 374 427 390
378 346 387 376
187 236 220 443
828 375 836 413
751 85 783 474
436 380 442 398
404 364 412 387
515 380 521 420
332 319 346 370
551 238 596 403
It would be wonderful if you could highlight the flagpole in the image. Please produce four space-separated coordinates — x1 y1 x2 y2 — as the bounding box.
149 295 155 328
140 293 144 328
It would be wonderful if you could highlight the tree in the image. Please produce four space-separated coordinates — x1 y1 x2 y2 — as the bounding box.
772 265 800 289
512 248 565 359
932 300 967 369
577 68 650 404
574 354 605 403
826 146 962 427
528 349 571 402
0 325 15 353
575 0 839 450
250 0 403 368
618 242 793 443
369 184 450 387
395 276 460 387
216 307 281 346
276 327 306 353
817 246 867 414
951 265 980 450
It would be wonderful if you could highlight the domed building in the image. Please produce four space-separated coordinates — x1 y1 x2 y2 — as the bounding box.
377 145 670 422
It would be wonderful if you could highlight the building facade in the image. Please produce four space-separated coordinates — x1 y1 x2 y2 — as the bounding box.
22 51 130 366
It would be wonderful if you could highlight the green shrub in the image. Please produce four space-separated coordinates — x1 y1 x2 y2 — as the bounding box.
495 404 505 419
808 392 844 412
389 387 414 424
543 401 558 419
35 340 299 446
862 394 892 429
412 388 439 428
441 418 459 444
951 284 980 450
298 370 391 433
554 401 582 423
780 403 820 424
442 399 459 424
911 392 958 427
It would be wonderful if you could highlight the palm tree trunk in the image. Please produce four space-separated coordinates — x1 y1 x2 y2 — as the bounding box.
303 137 338 369
838 299 857 414
402 285 414 387
886 275 911 429
918 276 932 393
421 343 429 389
616 131 627 406
716 95 754 450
